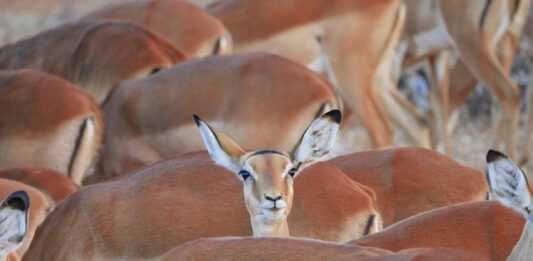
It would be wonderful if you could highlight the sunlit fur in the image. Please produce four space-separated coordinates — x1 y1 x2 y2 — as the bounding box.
328 148 487 226
355 201 525 260
98 53 338 181
0 168 78 204
82 0 232 58
0 70 103 185
207 0 410 148
23 152 381 260
0 20 186 104
161 236 487 260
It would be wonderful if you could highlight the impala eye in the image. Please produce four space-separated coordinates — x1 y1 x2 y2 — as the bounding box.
288 167 298 178
239 170 251 181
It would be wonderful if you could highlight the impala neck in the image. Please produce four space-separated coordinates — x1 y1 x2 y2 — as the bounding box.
507 218 533 261
251 218 290 237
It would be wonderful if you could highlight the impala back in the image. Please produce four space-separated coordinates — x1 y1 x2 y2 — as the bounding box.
0 20 186 104
97 53 338 180
24 152 379 260
0 70 103 184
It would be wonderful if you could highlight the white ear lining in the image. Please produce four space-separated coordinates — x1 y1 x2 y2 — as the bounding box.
292 110 341 166
194 115 242 172
0 191 29 254
486 151 533 218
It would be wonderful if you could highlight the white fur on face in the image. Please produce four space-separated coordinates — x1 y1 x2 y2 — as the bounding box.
260 200 287 210
255 209 287 222
242 156 293 224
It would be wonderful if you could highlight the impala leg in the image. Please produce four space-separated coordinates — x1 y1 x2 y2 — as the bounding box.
380 85 431 148
377 22 431 148
475 62 518 155
520 59 533 165
438 0 521 157
426 51 453 152
468 43 521 158
322 3 404 148
491 99 508 149
446 30 520 139
447 60 478 136
377 55 431 147
366 2 431 148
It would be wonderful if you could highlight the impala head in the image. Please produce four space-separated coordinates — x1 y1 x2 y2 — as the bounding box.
194 110 341 236
486 150 533 223
0 191 29 260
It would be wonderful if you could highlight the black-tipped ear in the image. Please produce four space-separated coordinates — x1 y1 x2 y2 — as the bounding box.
323 109 342 124
486 149 508 163
194 113 245 173
4 191 29 212
193 114 202 127
291 109 341 168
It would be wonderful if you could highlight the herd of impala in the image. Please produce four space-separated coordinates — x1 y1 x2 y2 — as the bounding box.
0 0 531 260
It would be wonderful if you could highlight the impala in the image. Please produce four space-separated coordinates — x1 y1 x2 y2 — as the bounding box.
352 150 533 260
0 191 30 261
0 70 103 185
195 110 345 236
204 0 430 148
96 53 338 181
401 0 531 155
24 113 381 260
0 20 186 104
327 147 488 226
439 0 531 159
0 168 78 204
485 150 533 260
82 0 232 58
161 237 486 260
354 200 524 260
160 149 516 260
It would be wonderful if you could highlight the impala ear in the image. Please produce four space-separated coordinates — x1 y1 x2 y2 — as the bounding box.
486 150 533 221
194 115 245 172
0 191 29 254
291 110 341 168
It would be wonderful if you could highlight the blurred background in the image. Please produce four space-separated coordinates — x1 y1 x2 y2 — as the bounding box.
0 0 531 174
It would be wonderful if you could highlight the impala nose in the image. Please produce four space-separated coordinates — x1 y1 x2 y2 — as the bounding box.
265 195 282 202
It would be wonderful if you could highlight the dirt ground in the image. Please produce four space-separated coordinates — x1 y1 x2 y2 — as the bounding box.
1 0 532 179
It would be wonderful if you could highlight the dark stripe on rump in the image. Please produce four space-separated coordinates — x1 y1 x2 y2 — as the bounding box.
212 37 222 55
363 214 376 236
68 117 89 177
479 0 493 31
